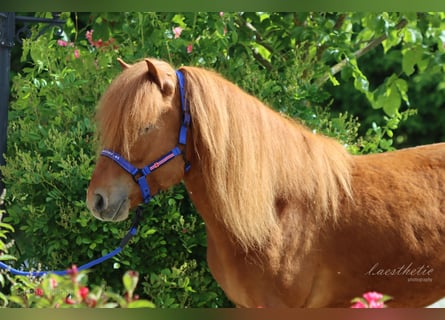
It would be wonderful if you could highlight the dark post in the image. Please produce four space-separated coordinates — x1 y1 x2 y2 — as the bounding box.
0 12 14 201
0 13 64 206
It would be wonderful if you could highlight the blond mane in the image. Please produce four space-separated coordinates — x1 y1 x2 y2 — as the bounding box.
180 66 352 250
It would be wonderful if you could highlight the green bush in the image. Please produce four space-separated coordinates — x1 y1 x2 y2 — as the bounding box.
4 12 437 307
0 222 154 309
0 211 16 306
2 13 239 307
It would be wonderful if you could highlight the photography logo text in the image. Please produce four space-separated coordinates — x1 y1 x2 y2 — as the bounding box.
365 262 433 283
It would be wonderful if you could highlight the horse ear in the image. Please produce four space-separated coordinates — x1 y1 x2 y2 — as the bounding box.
145 59 175 96
117 58 131 70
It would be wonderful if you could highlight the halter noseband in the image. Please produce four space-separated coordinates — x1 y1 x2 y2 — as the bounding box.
100 70 191 204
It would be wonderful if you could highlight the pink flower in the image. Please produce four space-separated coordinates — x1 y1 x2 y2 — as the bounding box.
127 270 139 278
86 298 97 307
74 49 80 59
86 29 102 47
219 12 224 17
35 288 44 297
67 264 78 275
85 29 116 50
86 29 94 45
368 300 385 308
57 39 75 49
363 291 383 304
350 291 389 308
79 286 89 300
173 26 183 39
187 44 193 54
50 278 58 289
57 39 68 47
65 295 76 305
351 300 367 308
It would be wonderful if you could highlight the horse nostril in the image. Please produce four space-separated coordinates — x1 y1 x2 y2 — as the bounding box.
94 192 107 213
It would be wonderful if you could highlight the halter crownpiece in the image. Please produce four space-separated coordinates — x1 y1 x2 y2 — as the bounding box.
100 70 191 204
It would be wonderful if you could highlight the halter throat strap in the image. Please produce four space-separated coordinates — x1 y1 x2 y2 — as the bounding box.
100 70 191 204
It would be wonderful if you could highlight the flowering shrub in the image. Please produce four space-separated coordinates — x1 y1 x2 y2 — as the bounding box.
5 12 441 308
2 215 149 309
5 265 154 308
350 291 392 308
56 39 80 58
3 13 235 308
85 29 117 50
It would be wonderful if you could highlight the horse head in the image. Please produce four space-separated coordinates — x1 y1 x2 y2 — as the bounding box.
86 58 188 221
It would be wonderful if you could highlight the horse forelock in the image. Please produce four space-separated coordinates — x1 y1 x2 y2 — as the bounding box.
95 59 173 160
181 66 353 250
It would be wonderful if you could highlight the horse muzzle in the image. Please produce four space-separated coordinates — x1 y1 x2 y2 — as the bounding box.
87 188 131 222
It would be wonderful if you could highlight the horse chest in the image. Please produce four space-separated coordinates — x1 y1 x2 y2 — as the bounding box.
205 230 320 307
205 229 257 306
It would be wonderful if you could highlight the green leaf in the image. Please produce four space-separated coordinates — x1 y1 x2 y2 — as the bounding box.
172 14 186 28
402 46 423 76
379 138 394 150
382 86 401 117
123 271 139 298
387 129 393 138
0 254 17 261
104 291 127 307
127 300 156 308
403 27 423 43
0 292 8 307
0 223 14 232
350 297 366 304
394 78 409 105
417 58 429 73
328 73 340 86
254 43 271 62
6 295 26 307
382 29 401 53
143 228 157 236
354 75 369 93
349 58 370 95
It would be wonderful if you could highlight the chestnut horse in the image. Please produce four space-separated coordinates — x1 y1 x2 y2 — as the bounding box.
86 58 445 307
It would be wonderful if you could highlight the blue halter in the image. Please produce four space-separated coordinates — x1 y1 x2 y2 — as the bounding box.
100 70 191 204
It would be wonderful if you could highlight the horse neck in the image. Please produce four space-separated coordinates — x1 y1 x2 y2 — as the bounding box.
182 160 236 246
180 67 352 251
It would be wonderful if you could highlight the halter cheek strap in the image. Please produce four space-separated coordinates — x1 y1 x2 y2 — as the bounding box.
100 70 191 204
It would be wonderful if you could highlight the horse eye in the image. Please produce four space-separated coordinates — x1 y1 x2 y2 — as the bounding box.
141 124 155 134
141 123 156 134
